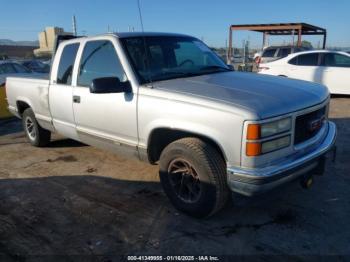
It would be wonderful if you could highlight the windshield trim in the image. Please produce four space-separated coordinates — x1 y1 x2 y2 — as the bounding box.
120 35 229 85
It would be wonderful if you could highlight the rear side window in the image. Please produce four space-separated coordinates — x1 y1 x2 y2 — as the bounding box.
289 53 319 66
278 48 291 58
262 49 277 58
57 43 79 85
78 40 126 87
288 57 298 65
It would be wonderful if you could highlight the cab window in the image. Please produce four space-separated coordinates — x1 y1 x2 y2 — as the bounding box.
78 40 127 87
56 43 79 85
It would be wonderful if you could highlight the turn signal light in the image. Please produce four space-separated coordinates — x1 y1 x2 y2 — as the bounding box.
246 142 262 156
247 124 261 140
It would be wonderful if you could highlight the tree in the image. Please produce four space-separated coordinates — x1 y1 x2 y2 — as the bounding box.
301 40 313 48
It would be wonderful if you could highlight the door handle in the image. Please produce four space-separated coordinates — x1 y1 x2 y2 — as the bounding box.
73 95 81 103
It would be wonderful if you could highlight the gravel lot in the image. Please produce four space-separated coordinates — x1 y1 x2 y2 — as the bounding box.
0 97 349 261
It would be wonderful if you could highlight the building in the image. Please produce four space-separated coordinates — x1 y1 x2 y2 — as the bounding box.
0 45 37 59
34 27 72 57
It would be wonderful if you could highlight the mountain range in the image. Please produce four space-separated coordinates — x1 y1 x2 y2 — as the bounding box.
0 39 39 47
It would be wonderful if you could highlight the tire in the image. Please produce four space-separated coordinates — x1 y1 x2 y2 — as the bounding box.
159 137 230 218
22 108 51 147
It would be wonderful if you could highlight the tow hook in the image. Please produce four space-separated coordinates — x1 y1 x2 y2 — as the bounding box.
300 175 313 189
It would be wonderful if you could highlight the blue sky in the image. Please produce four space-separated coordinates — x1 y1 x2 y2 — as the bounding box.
0 0 349 48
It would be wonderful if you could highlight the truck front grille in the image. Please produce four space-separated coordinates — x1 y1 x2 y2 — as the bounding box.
294 106 326 145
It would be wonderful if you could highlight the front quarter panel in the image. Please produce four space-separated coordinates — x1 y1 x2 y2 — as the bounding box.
138 88 245 167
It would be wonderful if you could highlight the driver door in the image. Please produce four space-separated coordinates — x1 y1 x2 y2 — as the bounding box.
72 40 138 156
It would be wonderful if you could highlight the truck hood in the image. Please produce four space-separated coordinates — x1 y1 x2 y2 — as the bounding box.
153 72 329 119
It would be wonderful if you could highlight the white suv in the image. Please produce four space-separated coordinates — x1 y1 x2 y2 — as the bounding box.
257 46 310 64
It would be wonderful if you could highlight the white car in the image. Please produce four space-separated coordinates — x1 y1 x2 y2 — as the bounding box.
258 50 350 95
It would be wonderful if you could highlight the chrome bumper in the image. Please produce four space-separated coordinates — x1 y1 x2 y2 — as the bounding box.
227 121 337 196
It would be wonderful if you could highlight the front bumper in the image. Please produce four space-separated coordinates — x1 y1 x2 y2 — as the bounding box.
227 121 337 196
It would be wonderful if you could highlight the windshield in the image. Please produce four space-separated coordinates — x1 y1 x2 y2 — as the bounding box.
121 36 230 84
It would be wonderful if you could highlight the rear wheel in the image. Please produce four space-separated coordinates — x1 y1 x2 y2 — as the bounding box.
22 108 51 147
159 138 230 218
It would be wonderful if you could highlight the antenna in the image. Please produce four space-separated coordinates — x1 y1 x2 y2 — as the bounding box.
72 15 77 36
137 0 153 86
137 0 145 33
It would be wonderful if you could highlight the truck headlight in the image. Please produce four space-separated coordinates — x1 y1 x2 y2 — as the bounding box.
246 117 292 156
261 135 290 153
246 136 291 156
247 117 292 139
261 118 291 137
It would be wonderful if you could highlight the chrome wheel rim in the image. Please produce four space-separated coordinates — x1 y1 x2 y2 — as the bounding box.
25 117 36 140
168 158 201 203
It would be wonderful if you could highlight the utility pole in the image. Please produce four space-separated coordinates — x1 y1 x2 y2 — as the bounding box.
242 40 246 65
72 15 77 36
225 39 228 62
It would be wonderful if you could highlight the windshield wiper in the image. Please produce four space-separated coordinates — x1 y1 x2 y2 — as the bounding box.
199 65 231 72
152 71 200 81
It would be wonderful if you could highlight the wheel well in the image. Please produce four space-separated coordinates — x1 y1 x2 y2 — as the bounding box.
16 101 30 116
147 128 226 164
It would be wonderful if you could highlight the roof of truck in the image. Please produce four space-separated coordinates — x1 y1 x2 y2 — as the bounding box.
112 32 193 38
59 32 196 47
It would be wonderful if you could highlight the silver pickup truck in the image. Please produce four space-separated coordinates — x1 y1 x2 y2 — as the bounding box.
6 32 336 217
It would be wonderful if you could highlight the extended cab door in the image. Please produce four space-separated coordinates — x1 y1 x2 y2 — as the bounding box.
49 42 80 140
72 39 138 156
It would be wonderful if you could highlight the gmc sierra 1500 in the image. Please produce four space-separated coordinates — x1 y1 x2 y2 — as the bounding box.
6 32 336 217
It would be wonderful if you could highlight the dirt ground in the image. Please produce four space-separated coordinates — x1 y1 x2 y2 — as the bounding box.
0 97 349 261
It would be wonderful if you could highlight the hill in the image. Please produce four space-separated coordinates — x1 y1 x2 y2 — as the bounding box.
0 39 39 47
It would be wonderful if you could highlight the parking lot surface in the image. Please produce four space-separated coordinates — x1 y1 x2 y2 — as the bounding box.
0 98 349 260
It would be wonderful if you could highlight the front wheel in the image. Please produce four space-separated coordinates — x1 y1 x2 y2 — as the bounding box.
159 138 230 218
22 108 51 147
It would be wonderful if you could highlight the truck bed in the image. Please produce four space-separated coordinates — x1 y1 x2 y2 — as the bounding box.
13 73 50 81
6 76 51 125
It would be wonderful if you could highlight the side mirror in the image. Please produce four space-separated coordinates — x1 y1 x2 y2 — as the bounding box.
90 77 132 94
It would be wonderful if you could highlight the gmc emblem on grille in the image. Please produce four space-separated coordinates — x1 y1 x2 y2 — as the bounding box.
308 117 325 132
